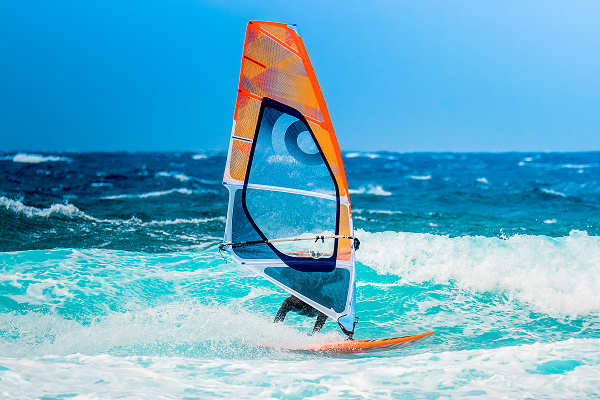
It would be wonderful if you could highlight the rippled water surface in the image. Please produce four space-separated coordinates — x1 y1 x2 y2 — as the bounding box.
1 151 599 398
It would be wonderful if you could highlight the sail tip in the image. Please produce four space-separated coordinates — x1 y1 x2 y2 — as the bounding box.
248 20 297 29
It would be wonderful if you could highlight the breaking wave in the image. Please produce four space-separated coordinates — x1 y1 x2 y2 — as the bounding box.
3 153 71 163
408 175 432 181
356 229 600 317
541 188 567 198
102 188 194 200
354 208 403 215
0 196 224 226
155 171 192 182
1 196 102 221
349 185 392 196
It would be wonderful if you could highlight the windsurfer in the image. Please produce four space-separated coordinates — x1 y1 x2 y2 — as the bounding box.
274 295 327 334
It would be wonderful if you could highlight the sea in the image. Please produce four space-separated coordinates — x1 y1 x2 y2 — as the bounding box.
1 151 599 399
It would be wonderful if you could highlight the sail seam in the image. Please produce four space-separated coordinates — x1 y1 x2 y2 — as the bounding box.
238 88 263 102
232 136 253 143
245 183 336 201
253 24 301 57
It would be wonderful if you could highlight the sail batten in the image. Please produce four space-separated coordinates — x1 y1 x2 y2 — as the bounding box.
222 21 356 334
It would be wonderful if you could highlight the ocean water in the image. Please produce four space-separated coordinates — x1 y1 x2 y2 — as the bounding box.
1 151 599 398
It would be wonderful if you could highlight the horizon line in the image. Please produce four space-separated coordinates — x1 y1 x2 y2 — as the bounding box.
2 149 600 155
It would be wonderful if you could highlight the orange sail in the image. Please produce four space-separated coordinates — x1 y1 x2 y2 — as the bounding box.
222 21 356 334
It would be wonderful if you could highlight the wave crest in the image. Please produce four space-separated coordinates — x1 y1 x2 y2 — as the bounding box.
349 185 392 196
0 196 224 226
7 153 71 163
1 196 98 221
356 229 600 317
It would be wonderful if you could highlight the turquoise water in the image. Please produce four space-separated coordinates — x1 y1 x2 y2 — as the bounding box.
1 151 600 398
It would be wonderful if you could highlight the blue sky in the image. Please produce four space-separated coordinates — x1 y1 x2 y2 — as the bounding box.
1 0 599 152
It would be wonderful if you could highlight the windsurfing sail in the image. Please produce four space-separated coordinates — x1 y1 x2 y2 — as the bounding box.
221 21 357 334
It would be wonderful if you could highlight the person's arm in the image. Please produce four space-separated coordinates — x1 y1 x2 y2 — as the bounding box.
274 297 294 323
311 312 327 334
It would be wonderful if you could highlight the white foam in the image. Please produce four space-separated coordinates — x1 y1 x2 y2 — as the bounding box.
476 177 489 184
561 163 596 169
0 303 323 358
359 209 403 215
543 219 557 224
349 185 392 196
155 171 191 182
344 152 385 159
102 188 193 200
408 175 432 181
541 188 567 198
1 196 224 226
0 196 100 221
10 153 71 163
145 217 225 225
356 229 600 317
0 338 598 398
91 182 113 188
192 154 207 160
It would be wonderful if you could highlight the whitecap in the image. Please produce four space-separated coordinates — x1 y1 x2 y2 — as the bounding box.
155 171 191 182
476 177 489 184
561 164 596 169
144 217 225 226
364 209 403 215
1 196 225 227
349 185 392 196
345 152 381 159
91 182 113 188
11 153 71 163
1 196 100 221
192 154 207 160
408 175 432 181
541 188 567 198
356 229 600 317
102 188 193 200
543 219 557 224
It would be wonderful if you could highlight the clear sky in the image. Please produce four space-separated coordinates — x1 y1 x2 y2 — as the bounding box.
1 0 599 152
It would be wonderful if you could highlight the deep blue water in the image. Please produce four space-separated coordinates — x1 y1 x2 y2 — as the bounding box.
1 151 599 398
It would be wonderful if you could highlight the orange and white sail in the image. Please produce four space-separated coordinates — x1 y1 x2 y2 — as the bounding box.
221 21 356 334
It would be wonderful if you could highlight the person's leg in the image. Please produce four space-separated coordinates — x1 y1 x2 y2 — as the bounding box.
274 296 294 322
311 312 328 334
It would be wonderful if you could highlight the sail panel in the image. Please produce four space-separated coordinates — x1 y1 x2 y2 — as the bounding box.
247 100 336 195
245 189 337 258
264 267 350 313
241 97 339 273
